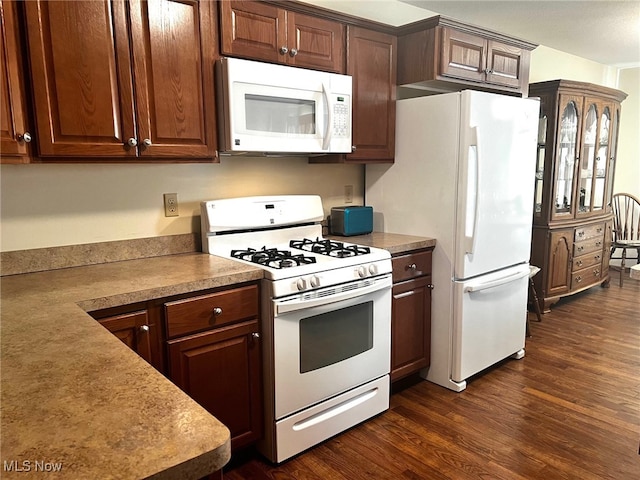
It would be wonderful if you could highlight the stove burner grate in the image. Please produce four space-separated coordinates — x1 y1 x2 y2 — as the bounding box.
231 247 316 269
289 238 371 257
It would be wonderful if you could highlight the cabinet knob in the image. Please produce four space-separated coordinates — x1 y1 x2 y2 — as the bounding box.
143 138 152 147
126 137 138 147
575 275 582 283
576 260 583 267
351 145 357 152
139 324 150 333
289 48 298 57
427 284 434 290
407 263 417 271
213 307 223 316
594 269 600 276
252 332 260 339
279 46 288 55
17 132 32 143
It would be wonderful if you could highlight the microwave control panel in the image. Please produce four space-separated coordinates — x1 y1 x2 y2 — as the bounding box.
333 97 350 137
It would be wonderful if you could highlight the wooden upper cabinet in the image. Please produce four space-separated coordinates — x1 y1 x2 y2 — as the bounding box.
1 0 31 162
345 26 396 163
398 16 535 96
24 0 217 160
220 0 344 73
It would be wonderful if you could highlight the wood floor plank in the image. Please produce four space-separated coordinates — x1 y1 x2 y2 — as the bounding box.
224 278 640 479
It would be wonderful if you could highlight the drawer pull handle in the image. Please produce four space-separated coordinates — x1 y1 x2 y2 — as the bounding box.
139 324 150 333
213 307 223 316
594 269 600 276
252 332 260 339
575 275 582 283
597 227 603 233
577 246 584 253
596 241 602 247
595 255 601 261
428 284 434 290
577 231 585 237
407 263 417 271
576 260 583 267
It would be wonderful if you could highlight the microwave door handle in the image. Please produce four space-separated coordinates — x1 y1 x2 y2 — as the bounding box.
322 82 333 150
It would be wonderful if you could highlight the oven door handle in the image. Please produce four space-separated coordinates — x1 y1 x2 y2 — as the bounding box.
275 275 392 315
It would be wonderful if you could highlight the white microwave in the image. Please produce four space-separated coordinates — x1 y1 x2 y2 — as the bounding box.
217 57 352 155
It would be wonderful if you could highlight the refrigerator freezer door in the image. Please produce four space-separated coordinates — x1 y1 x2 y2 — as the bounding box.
451 263 529 383
455 91 540 280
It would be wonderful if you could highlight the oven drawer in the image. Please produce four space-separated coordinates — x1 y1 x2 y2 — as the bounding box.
165 284 259 338
392 250 432 283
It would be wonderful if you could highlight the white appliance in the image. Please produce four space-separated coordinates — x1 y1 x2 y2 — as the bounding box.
201 195 391 463
216 57 352 155
366 90 539 392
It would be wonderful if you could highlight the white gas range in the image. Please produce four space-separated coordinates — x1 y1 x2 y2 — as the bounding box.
201 195 392 463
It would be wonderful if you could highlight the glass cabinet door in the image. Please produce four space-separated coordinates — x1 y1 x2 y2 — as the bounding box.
604 107 620 213
552 97 580 220
578 103 598 214
534 114 547 219
592 106 610 212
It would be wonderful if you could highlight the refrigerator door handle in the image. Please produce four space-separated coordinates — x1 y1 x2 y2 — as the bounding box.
463 268 529 293
464 126 480 255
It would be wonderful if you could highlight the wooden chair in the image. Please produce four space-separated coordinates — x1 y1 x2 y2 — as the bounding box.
611 193 640 286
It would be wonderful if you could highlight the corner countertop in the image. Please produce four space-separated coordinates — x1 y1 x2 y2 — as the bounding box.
0 253 263 480
328 232 436 255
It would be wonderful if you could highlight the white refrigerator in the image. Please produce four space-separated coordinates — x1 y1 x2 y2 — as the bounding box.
366 90 539 392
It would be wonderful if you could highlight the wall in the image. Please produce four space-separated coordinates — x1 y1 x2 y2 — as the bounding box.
0 159 363 252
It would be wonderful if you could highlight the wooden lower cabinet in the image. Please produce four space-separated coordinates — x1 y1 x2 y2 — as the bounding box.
91 282 263 452
92 306 163 371
390 248 433 382
165 283 262 451
167 320 262 451
531 219 609 312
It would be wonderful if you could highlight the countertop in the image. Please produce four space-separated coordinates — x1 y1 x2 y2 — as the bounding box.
328 232 436 255
0 232 434 479
1 253 263 480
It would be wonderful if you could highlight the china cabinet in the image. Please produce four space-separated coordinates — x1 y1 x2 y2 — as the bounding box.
529 80 627 312
396 16 536 97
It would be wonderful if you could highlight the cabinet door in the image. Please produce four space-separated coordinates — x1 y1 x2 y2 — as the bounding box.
546 230 573 297
1 0 30 161
168 320 262 451
551 95 582 221
98 310 153 364
439 27 486 83
604 106 620 214
391 276 431 381
287 12 344 72
485 40 527 90
24 0 137 157
345 26 396 162
128 0 217 158
219 0 285 64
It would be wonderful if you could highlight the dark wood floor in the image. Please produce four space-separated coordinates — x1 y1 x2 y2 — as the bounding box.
224 276 640 479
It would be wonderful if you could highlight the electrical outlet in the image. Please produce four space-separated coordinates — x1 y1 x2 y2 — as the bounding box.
344 185 354 204
163 193 179 217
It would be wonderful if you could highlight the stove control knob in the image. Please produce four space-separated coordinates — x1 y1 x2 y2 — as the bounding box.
368 264 378 275
357 266 367 278
310 275 320 288
296 278 307 291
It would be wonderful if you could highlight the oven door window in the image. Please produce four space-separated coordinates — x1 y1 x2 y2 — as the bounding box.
299 301 373 373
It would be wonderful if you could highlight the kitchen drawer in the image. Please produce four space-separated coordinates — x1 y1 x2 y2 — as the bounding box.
165 284 259 338
392 250 432 283
573 237 604 257
574 223 605 242
572 251 603 272
571 265 602 290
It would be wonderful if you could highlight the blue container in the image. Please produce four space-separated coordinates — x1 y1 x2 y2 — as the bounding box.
330 206 373 236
